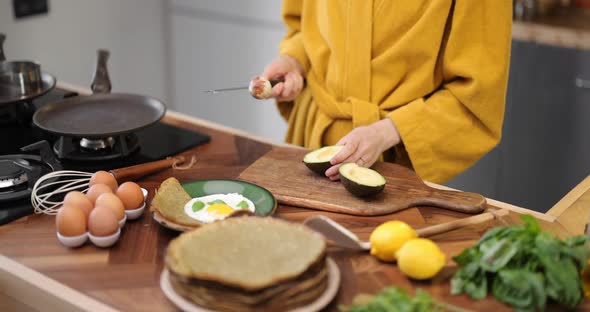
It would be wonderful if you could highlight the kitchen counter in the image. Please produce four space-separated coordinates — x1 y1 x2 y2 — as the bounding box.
1 83 590 311
512 7 590 50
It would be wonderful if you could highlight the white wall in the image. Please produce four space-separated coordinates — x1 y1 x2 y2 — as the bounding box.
168 0 288 143
0 0 168 102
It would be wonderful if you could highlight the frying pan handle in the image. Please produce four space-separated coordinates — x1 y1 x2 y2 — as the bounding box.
91 49 112 94
0 33 6 62
109 157 184 183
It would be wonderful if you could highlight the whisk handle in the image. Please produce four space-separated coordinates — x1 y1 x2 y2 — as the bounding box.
109 157 184 183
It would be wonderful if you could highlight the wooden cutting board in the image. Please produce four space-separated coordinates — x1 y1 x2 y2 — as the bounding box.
238 147 487 216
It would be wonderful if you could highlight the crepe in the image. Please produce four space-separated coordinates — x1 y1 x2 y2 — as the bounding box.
166 217 329 311
169 261 327 305
170 266 328 311
166 217 327 291
150 177 203 227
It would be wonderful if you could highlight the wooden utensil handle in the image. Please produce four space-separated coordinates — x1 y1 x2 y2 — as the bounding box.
109 157 183 183
414 189 487 214
416 209 509 237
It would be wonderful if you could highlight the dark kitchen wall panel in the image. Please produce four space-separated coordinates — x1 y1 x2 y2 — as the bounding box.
498 41 590 212
447 40 590 212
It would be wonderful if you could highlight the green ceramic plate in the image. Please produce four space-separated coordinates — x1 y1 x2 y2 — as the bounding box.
181 179 277 217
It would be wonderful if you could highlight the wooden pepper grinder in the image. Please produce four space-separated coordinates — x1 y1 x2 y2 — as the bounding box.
91 49 112 94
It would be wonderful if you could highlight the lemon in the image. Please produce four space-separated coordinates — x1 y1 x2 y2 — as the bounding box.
369 221 417 262
396 238 446 280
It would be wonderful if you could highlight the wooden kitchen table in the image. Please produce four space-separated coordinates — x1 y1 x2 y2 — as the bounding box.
1 85 590 311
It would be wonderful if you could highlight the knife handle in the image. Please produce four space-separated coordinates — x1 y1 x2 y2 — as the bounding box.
268 78 307 88
269 79 283 87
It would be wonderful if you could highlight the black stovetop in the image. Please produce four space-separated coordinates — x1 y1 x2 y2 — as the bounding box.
0 89 211 225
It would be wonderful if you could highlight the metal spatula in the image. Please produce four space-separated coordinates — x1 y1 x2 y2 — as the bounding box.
303 209 509 251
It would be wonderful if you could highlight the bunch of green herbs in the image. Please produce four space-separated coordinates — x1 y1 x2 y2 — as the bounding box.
341 286 471 312
451 215 588 311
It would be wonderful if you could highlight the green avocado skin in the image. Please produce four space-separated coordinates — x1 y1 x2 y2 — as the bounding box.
303 161 332 176
340 174 385 197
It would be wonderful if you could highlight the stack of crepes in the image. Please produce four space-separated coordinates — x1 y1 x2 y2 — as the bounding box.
165 217 328 311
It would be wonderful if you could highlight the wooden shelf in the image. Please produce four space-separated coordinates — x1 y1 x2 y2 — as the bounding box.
512 8 590 50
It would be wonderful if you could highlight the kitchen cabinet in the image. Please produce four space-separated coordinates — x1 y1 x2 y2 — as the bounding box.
448 40 590 212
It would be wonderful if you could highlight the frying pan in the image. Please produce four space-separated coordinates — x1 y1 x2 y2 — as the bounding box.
0 33 56 105
32 49 166 138
33 93 166 138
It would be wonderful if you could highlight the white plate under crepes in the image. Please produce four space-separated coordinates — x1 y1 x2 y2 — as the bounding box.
160 258 341 312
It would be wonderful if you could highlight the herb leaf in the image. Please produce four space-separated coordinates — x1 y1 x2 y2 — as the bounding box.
236 200 249 209
207 199 226 205
492 269 546 311
343 287 445 312
192 201 205 212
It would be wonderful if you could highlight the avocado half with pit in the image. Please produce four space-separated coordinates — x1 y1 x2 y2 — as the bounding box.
303 145 344 175
339 163 386 197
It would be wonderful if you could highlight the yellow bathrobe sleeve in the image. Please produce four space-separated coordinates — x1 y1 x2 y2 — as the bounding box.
275 0 310 122
278 0 310 74
388 1 512 183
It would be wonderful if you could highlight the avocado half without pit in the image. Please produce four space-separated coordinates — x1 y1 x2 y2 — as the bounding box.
303 145 344 175
339 163 386 197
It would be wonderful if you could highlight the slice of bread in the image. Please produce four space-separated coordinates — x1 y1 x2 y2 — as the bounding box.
150 177 203 227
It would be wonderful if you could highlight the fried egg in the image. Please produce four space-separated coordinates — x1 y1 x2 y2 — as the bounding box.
184 193 255 223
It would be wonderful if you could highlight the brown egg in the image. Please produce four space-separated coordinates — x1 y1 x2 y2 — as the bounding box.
56 205 87 236
86 184 113 205
116 182 144 210
95 193 125 221
63 191 93 217
89 171 118 192
88 206 119 236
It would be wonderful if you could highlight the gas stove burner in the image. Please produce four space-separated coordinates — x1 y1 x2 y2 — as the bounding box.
0 159 29 189
0 141 61 202
54 133 140 161
80 137 115 150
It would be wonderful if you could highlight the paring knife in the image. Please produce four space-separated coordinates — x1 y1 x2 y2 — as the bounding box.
202 79 284 94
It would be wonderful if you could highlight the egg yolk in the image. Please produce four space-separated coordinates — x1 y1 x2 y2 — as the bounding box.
206 204 235 217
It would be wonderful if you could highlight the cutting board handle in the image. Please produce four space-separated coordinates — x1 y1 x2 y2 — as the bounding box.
412 188 487 214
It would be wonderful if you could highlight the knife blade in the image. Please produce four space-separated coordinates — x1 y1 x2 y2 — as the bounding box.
202 79 283 94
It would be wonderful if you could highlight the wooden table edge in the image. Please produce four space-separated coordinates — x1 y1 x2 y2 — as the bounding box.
546 175 590 235
0 255 118 312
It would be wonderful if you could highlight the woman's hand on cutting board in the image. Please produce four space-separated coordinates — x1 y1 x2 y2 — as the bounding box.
326 119 401 180
261 55 304 102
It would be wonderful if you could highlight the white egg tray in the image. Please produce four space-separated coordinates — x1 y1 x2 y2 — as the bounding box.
57 188 148 248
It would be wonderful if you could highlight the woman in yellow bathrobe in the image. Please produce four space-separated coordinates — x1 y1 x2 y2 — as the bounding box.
260 0 512 184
